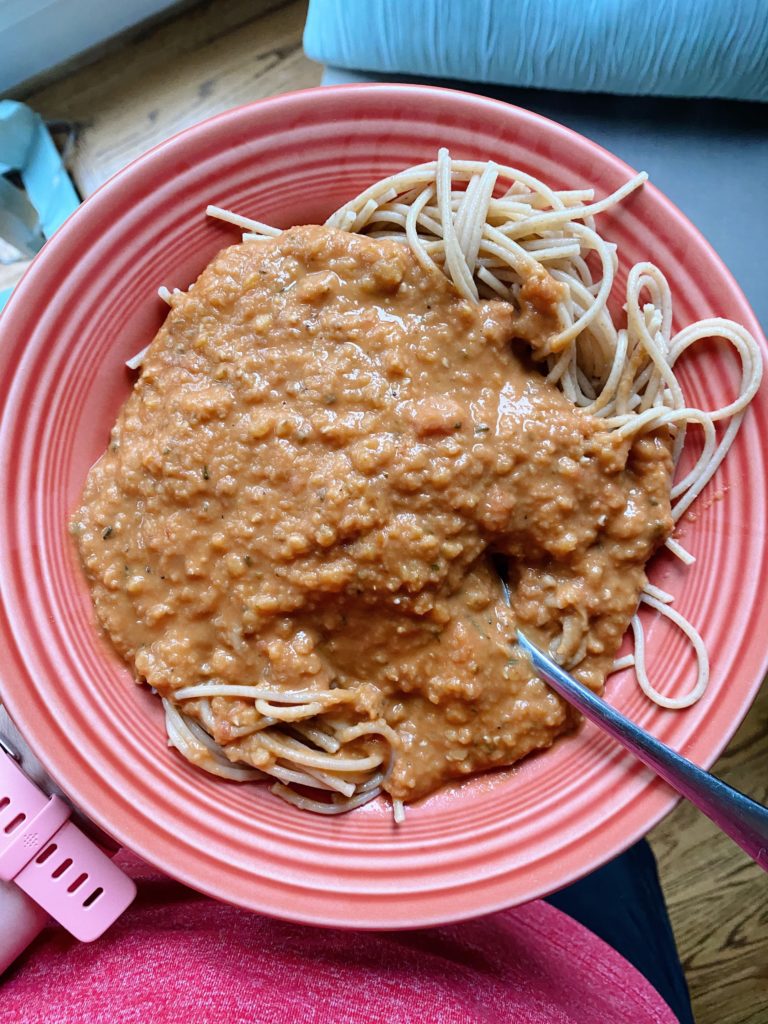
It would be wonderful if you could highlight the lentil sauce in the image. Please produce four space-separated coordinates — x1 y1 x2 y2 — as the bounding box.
73 226 672 802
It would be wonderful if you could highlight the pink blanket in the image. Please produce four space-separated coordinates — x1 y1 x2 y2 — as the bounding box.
1 850 677 1023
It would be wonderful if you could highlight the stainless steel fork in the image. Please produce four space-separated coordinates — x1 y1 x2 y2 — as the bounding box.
517 631 768 872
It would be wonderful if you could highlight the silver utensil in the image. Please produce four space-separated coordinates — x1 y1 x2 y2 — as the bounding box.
516 631 768 872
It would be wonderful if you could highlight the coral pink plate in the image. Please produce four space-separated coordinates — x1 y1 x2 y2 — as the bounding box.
1 85 767 928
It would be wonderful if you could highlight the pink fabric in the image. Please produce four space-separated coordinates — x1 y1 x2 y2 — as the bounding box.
1 851 677 1024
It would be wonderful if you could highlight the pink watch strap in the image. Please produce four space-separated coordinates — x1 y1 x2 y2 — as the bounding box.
0 747 136 942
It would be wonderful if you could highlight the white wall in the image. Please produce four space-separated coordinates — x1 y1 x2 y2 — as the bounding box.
0 0 181 93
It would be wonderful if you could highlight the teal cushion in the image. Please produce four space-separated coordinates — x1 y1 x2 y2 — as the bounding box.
304 0 768 102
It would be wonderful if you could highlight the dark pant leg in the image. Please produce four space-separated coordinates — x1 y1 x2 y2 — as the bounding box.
544 840 694 1024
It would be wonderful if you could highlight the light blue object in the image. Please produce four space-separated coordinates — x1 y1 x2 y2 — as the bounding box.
0 101 80 311
304 0 768 102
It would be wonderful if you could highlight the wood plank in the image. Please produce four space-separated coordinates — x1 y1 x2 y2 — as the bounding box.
648 681 768 1024
22 0 320 196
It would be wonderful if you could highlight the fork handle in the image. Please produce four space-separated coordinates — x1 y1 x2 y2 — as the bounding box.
519 634 768 871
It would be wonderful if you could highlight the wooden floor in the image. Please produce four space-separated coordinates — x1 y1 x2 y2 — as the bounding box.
651 685 768 1023
8 1 768 1019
